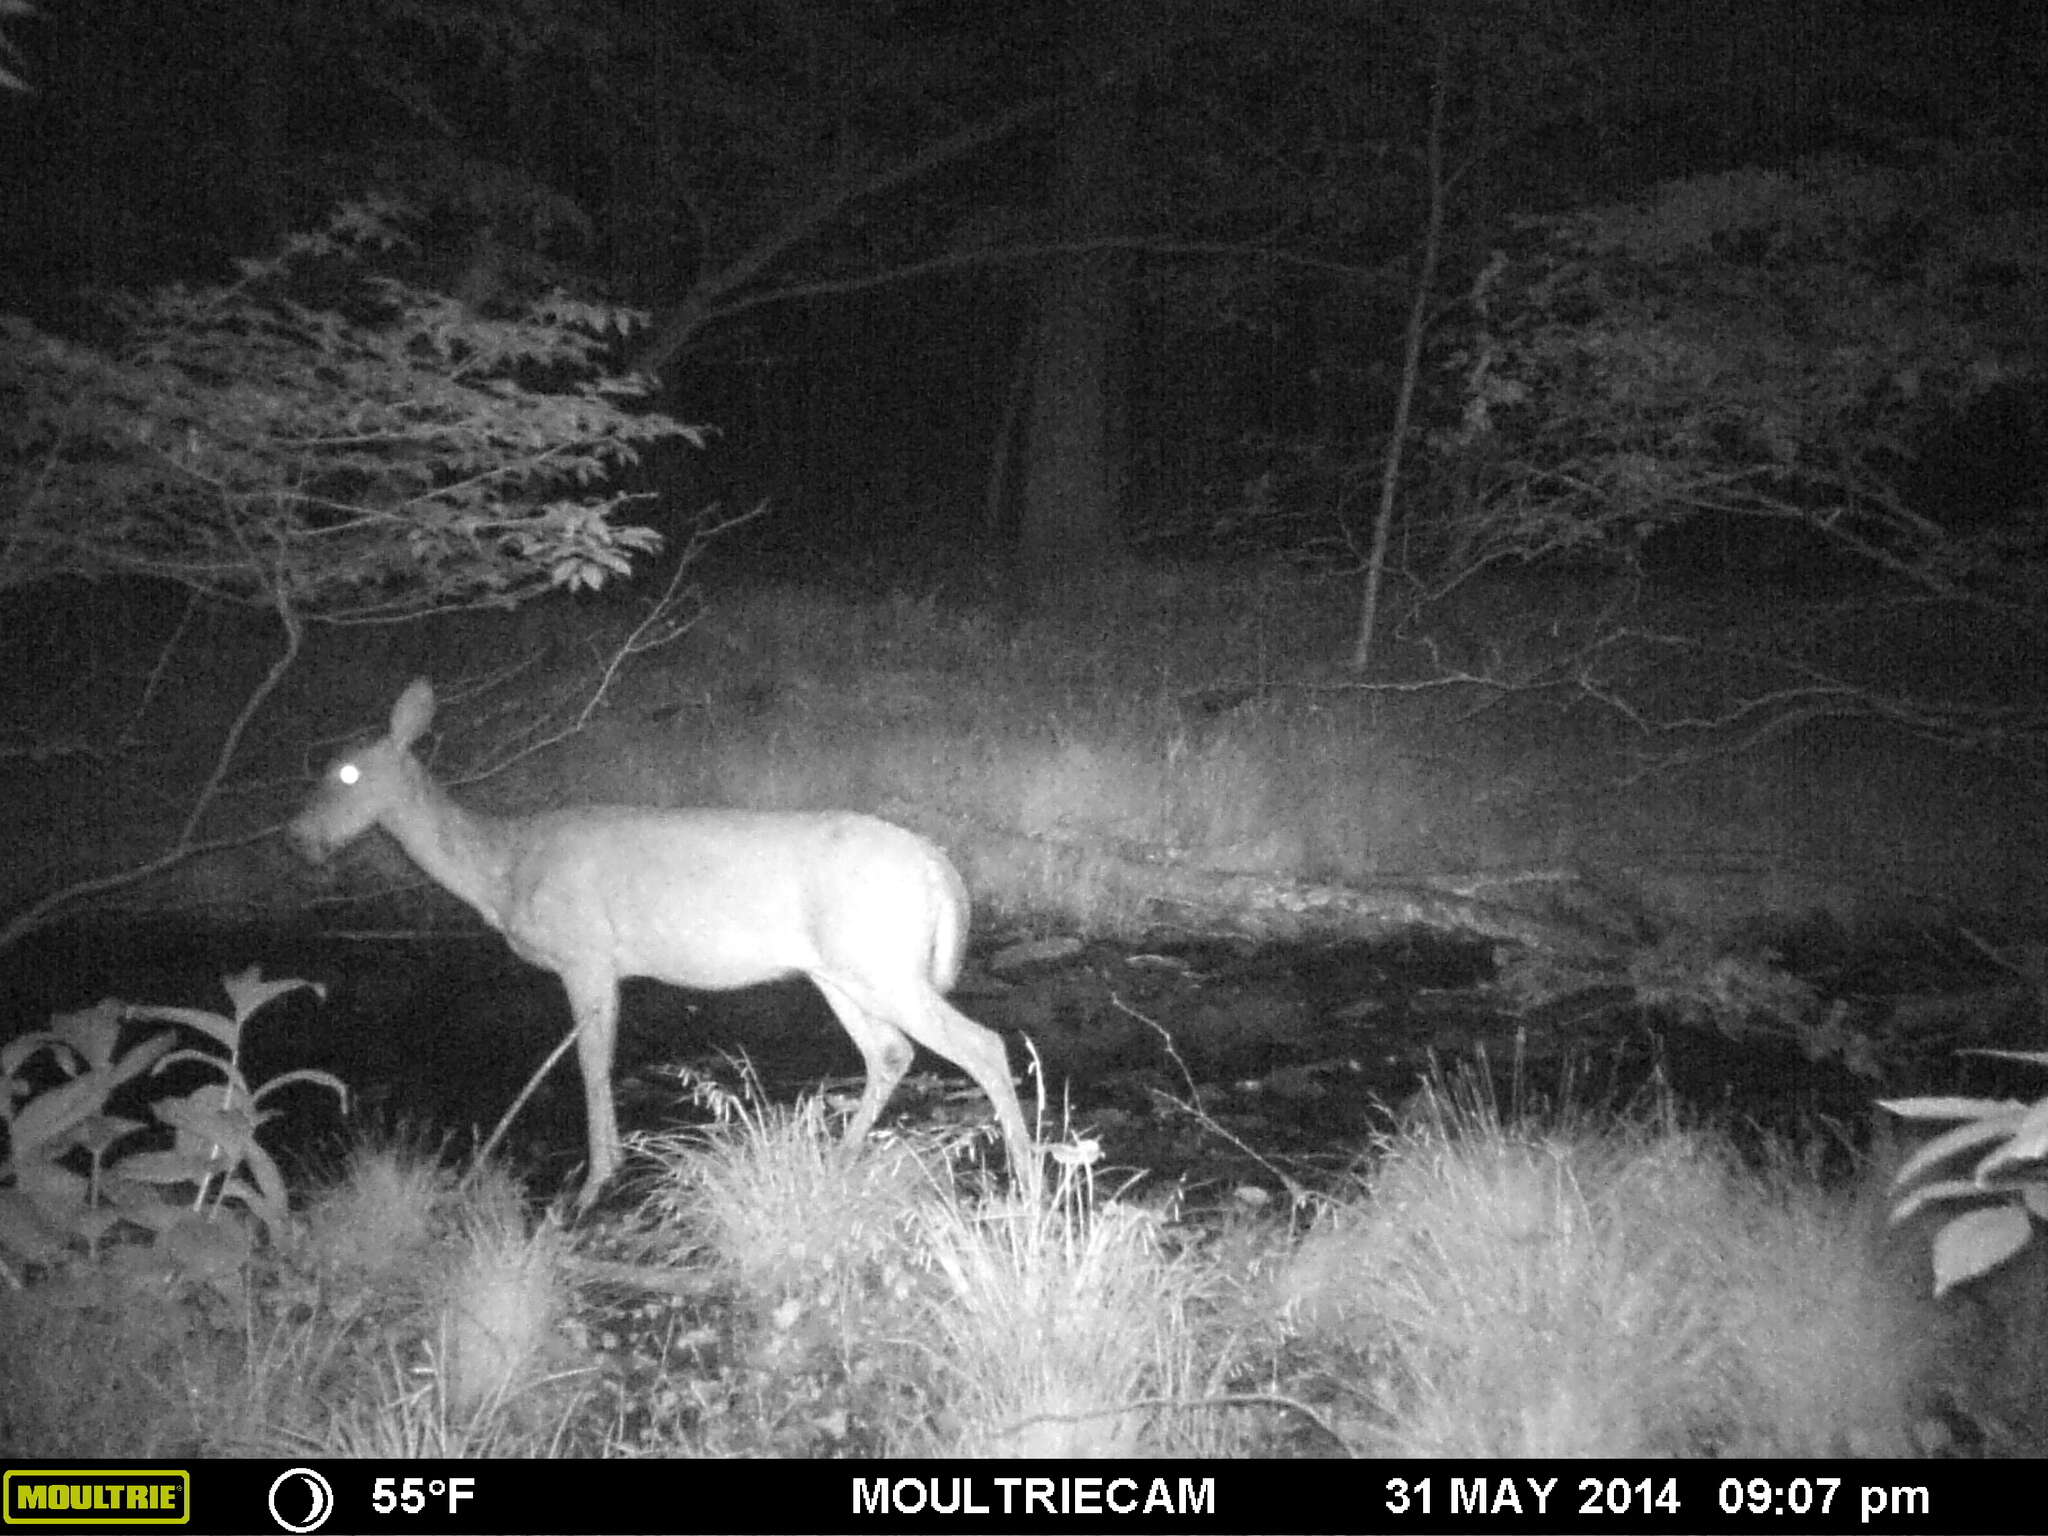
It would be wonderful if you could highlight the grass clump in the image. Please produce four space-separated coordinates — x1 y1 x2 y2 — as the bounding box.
617 1074 1228 1457
1272 1076 1947 1457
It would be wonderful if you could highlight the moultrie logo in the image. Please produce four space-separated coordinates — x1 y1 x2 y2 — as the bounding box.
3 1470 189 1526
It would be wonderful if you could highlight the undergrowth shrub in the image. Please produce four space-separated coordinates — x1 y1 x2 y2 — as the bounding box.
0 967 342 1309
1882 1050 2048 1296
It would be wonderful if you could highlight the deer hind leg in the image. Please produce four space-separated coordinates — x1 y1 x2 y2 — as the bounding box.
810 975 915 1147
917 993 1035 1180
834 974 1033 1179
562 972 624 1201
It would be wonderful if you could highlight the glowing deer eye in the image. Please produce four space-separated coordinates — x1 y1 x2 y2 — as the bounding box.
338 763 361 785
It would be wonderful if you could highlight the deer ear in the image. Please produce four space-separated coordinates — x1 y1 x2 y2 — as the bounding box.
390 679 436 747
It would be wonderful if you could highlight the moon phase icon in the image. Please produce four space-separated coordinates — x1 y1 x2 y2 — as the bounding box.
268 1467 335 1534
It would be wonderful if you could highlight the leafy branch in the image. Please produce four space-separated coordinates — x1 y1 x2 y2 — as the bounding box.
2 198 703 619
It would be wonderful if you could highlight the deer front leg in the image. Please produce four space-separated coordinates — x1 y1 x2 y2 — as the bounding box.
563 974 623 1203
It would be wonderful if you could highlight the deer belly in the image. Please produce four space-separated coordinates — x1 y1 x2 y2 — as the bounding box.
620 913 816 992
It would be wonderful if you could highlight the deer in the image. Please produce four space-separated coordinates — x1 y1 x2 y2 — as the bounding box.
288 678 1035 1205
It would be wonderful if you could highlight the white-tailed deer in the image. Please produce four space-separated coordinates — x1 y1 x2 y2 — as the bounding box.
288 678 1033 1202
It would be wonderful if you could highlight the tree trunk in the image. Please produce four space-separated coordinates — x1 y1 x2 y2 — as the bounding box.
1352 29 1449 672
1015 27 1133 597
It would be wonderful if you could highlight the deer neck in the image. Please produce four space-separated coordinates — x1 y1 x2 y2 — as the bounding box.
381 758 519 931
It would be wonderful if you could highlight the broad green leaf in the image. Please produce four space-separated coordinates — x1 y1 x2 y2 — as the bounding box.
1930 1206 2034 1298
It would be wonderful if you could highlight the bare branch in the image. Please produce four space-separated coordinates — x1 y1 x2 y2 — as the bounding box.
0 595 305 953
633 96 1056 376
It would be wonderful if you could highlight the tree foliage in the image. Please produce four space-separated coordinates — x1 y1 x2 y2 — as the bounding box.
1 200 701 620
1436 150 2048 604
